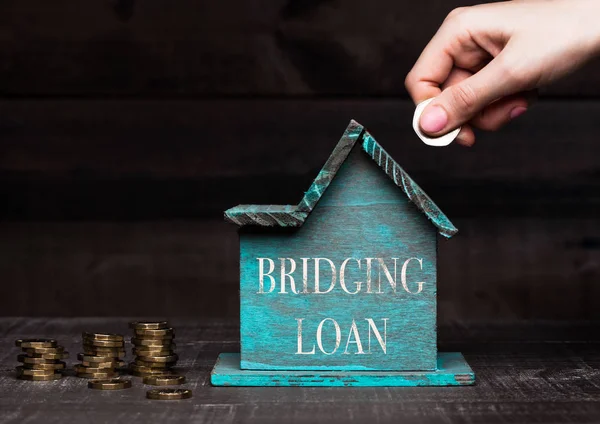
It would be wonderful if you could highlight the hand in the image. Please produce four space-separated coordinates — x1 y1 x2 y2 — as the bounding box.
405 0 600 146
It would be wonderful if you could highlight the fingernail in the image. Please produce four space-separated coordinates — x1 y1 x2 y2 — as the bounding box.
510 106 527 120
420 105 448 133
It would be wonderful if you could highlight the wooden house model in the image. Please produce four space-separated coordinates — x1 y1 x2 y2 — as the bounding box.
211 120 475 386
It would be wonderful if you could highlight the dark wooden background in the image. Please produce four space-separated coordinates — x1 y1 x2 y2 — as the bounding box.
1 0 599 320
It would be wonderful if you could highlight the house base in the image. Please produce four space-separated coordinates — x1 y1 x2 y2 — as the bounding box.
210 352 475 387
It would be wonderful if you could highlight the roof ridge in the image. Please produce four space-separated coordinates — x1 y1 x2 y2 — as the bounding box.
361 131 458 238
224 120 458 237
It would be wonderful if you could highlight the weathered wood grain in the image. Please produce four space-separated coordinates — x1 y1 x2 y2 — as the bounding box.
0 0 599 97
239 144 438 371
211 352 474 386
439 217 600 322
0 221 240 318
0 99 596 181
0 318 599 423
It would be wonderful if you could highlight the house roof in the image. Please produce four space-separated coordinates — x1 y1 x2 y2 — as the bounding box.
224 120 458 238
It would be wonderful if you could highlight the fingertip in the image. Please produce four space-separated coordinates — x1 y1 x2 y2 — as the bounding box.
419 104 449 135
456 126 475 147
509 106 527 120
457 136 475 147
471 93 531 131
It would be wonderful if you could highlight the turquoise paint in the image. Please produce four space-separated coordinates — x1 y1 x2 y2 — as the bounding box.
211 352 475 387
223 120 458 238
212 120 474 386
239 144 437 371
225 204 307 227
361 131 457 238
298 122 364 214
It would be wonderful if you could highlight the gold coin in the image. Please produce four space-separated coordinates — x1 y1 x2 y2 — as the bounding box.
129 364 169 374
74 363 116 372
17 373 62 381
77 353 121 362
16 366 55 376
79 364 113 371
133 357 176 366
129 321 169 330
132 343 175 350
133 348 174 357
131 335 174 344
83 347 125 357
133 360 175 369
15 339 57 348
18 354 62 364
131 369 169 377
21 361 66 370
88 378 132 390
134 334 175 341
81 360 125 369
74 364 116 373
82 332 124 342
22 351 69 360
143 375 186 386
82 345 124 354
22 346 65 355
146 389 192 400
131 338 175 347
82 339 124 348
134 328 174 337
76 370 118 379
134 354 178 363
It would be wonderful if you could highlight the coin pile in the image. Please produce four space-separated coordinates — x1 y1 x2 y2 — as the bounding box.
75 332 126 379
129 321 178 377
15 339 68 381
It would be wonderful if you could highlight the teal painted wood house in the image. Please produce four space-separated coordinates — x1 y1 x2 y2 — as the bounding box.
211 120 474 387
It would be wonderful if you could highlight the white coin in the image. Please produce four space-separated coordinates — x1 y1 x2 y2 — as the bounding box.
412 98 461 147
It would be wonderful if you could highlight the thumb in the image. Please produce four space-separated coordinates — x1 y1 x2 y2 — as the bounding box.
419 53 523 136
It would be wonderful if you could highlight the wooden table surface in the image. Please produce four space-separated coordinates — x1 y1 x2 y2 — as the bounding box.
1 318 599 424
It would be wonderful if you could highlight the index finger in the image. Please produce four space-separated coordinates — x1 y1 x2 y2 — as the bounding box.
405 25 456 104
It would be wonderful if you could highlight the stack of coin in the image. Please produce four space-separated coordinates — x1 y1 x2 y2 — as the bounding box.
75 332 126 379
15 339 68 381
129 321 178 377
